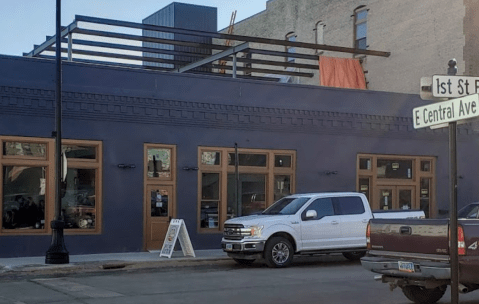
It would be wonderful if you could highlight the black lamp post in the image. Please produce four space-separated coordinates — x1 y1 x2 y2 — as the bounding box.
45 0 69 264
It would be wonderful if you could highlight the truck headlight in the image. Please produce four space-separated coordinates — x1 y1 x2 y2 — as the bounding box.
243 225 263 238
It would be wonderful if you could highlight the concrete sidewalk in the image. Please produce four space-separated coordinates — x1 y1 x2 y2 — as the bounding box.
0 249 230 278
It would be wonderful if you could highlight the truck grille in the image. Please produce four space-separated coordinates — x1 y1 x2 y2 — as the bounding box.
223 224 245 240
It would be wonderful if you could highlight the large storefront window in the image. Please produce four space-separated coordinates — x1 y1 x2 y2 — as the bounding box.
198 147 296 232
357 154 435 218
62 168 96 229
0 136 102 234
227 174 266 217
2 166 46 229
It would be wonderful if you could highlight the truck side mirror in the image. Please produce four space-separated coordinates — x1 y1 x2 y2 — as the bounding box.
305 210 317 219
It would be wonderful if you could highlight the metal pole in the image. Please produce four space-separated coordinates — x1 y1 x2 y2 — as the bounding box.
232 54 237 78
448 58 458 304
234 143 240 216
46 0 69 264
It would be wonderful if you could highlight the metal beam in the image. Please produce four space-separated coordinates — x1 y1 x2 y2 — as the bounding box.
75 28 229 51
248 48 320 61
60 38 318 70
24 21 77 57
60 37 208 59
238 57 319 69
38 54 174 71
48 46 313 77
38 54 279 82
75 15 390 57
48 46 192 66
175 43 250 73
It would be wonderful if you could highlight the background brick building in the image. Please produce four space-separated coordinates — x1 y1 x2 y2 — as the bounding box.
220 0 468 94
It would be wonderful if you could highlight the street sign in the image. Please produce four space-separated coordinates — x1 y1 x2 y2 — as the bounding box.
432 75 479 98
413 94 479 129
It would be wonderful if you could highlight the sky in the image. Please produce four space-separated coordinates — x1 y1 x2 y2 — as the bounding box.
0 0 267 56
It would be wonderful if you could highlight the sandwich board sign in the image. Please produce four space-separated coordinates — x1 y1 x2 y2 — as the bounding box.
413 94 479 129
160 219 196 258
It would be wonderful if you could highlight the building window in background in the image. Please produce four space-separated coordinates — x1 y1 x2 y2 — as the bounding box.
285 32 297 63
314 21 325 54
354 7 368 49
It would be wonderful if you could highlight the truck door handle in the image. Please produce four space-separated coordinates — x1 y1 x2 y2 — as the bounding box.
400 226 412 235
362 219 369 223
331 221 339 225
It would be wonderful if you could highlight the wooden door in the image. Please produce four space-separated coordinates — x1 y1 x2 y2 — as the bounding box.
145 185 173 251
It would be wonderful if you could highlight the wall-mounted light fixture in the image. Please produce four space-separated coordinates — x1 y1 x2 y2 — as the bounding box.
324 170 338 175
118 164 136 169
183 166 199 171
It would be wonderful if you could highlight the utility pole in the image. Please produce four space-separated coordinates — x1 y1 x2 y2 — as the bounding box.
45 0 69 264
448 58 458 304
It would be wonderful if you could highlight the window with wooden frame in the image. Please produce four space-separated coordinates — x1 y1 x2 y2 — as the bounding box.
354 6 368 50
61 139 102 232
0 136 103 235
146 145 176 181
198 147 296 233
356 153 436 218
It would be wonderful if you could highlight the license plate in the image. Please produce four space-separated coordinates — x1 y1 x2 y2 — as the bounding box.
398 261 415 273
225 244 233 251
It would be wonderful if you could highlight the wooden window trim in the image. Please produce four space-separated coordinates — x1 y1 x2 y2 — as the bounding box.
142 143 177 251
199 149 222 168
63 139 103 235
0 136 103 235
356 153 436 218
198 146 296 234
1 137 51 161
145 144 176 183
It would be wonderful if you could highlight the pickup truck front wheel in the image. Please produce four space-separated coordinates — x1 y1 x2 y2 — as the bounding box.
401 285 447 304
264 237 293 268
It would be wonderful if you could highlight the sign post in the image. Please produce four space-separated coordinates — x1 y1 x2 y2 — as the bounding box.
447 59 459 304
415 60 461 304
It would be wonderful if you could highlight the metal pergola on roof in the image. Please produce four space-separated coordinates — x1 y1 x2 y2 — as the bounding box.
24 15 391 81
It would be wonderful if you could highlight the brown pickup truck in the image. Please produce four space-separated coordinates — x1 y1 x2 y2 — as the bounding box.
361 208 479 304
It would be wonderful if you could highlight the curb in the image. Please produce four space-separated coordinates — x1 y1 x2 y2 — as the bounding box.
0 256 232 279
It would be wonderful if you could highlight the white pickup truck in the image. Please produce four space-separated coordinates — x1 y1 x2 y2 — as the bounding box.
221 192 425 268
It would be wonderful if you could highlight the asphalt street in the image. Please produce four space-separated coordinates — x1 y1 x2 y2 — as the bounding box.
1 255 478 304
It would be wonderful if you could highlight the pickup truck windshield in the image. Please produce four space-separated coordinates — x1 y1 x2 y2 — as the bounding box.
262 197 310 215
458 203 479 219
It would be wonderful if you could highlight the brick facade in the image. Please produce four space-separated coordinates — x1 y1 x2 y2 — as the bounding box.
222 0 467 94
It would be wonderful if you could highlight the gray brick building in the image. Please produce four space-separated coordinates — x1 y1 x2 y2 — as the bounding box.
221 0 468 94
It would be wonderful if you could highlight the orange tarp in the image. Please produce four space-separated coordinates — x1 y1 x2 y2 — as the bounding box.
319 56 366 89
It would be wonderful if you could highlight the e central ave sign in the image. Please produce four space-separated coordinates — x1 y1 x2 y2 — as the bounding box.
413 94 479 129
433 75 479 98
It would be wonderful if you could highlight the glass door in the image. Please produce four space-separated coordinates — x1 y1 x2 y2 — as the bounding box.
378 187 395 210
377 186 415 211
145 185 173 251
397 186 416 210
